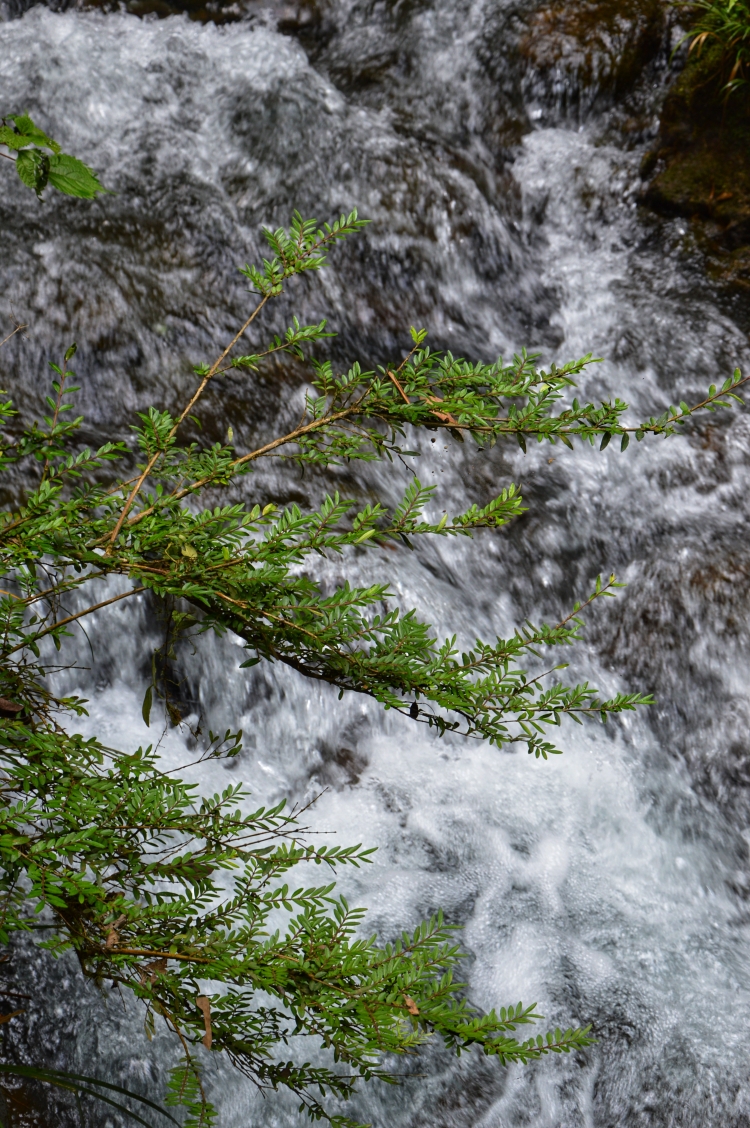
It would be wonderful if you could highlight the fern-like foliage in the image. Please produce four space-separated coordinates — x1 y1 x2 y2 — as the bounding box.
0 206 743 1126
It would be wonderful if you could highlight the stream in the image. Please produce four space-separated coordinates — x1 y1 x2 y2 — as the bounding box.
2 1 750 1124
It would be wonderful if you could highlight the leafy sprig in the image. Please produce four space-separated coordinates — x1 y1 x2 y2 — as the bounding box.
0 113 107 199
0 207 742 1126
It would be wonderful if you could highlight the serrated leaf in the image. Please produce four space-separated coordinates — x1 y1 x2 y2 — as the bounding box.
8 114 60 151
15 149 49 197
0 127 41 151
47 153 108 199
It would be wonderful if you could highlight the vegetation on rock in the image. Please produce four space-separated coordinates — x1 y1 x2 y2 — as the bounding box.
640 23 750 284
674 0 750 97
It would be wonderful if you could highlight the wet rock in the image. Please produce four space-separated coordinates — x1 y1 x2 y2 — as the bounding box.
520 0 668 105
641 44 750 266
593 528 750 826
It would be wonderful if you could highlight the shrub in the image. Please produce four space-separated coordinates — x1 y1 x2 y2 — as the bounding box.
0 116 745 1126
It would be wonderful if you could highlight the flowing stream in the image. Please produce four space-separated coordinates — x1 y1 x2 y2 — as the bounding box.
2 1 750 1124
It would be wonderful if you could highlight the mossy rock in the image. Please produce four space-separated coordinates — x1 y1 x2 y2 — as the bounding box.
642 43 750 248
520 0 667 97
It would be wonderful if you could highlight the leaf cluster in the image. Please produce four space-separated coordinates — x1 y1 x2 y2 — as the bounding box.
0 206 742 1125
0 113 108 199
673 0 750 98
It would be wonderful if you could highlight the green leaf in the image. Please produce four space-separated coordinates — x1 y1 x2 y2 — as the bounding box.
47 153 108 199
142 685 153 727
0 126 41 151
4 114 60 152
15 149 49 197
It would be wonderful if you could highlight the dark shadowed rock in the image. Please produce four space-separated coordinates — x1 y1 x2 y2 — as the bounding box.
520 0 668 103
641 43 750 283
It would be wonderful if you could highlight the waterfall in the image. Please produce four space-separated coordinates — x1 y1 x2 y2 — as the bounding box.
2 2 750 1124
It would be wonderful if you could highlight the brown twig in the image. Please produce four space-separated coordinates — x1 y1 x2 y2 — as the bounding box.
106 295 270 551
0 323 26 350
5 586 146 656
386 370 410 404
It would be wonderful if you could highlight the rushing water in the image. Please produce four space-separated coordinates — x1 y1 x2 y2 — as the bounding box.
2 1 750 1124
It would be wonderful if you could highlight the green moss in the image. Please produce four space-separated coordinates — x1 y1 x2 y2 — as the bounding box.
642 44 750 247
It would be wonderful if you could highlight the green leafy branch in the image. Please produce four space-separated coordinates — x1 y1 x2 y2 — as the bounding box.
0 114 107 200
0 204 741 1126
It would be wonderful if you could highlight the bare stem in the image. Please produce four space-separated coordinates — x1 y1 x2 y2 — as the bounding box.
106 294 270 551
0 324 26 349
5 586 146 656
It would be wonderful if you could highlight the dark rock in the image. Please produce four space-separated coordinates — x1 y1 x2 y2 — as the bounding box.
641 43 750 260
520 0 668 101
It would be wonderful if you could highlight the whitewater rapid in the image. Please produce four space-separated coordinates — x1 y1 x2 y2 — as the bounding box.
2 3 750 1124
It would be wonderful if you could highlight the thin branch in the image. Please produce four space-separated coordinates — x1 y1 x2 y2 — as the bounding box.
106 294 270 551
113 398 367 537
5 587 146 656
0 323 26 349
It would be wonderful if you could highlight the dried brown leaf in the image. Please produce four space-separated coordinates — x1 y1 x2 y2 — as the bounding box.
139 958 167 985
196 994 212 1049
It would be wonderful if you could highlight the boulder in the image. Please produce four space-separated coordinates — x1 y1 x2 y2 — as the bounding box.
520 0 667 101
642 44 750 256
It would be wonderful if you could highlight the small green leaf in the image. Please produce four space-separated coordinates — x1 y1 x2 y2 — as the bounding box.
15 149 49 197
8 114 60 152
142 686 153 728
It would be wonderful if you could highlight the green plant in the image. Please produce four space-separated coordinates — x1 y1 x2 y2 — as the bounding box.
0 1064 180 1128
1 126 746 1127
674 0 750 98
0 113 107 200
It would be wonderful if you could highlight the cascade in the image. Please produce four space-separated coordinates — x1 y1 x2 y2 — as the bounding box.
2 2 750 1123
